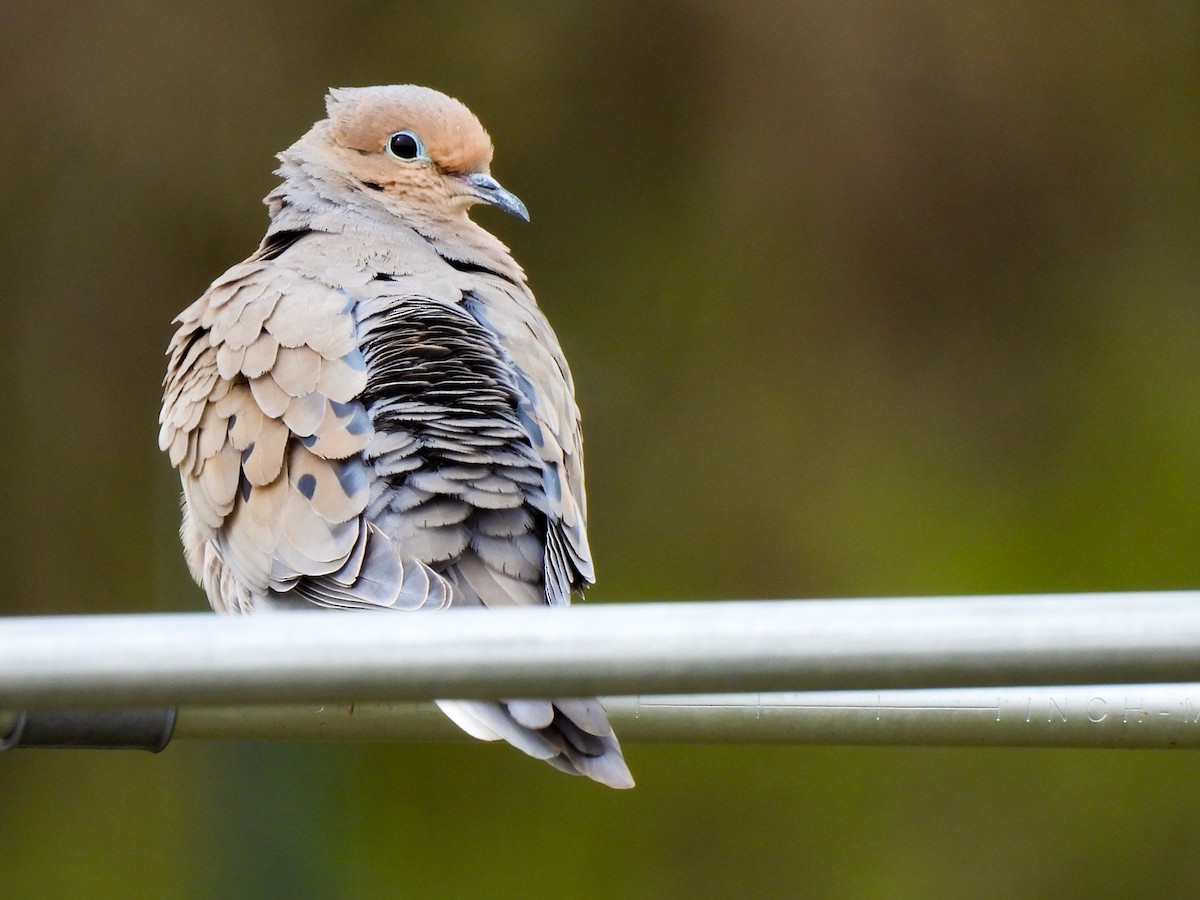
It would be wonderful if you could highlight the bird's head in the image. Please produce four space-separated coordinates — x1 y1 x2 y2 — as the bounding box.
291 84 528 224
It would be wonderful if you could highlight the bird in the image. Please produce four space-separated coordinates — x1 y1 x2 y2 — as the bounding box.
158 84 633 789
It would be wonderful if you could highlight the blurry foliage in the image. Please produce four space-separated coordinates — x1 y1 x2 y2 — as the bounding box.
1 1 1198 897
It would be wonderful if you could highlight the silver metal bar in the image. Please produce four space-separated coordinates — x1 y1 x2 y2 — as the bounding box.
164 684 1200 748
2 593 1200 709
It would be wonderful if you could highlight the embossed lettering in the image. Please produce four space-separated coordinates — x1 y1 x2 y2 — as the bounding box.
1183 698 1200 725
1047 696 1069 724
1123 699 1149 724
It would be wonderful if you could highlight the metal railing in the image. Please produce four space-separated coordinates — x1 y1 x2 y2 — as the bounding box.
3 592 1199 750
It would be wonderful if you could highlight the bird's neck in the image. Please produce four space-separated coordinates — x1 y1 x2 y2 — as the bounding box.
264 170 527 286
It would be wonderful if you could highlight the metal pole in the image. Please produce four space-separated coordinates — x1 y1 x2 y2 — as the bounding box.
161 684 1200 749
8 684 1200 750
2 593 1200 708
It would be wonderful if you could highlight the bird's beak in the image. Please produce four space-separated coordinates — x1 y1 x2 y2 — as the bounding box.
463 173 529 222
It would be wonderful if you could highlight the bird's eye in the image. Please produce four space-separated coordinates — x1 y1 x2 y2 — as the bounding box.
386 130 425 161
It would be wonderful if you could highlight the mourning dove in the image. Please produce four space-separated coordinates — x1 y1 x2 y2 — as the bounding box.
159 85 633 789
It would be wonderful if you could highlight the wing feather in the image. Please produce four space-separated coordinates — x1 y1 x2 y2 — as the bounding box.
161 263 453 612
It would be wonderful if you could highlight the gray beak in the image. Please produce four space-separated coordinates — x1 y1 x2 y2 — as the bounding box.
464 172 529 222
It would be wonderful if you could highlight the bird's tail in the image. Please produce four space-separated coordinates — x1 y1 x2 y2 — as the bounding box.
436 697 634 789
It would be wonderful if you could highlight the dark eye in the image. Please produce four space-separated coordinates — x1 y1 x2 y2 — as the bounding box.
386 130 425 161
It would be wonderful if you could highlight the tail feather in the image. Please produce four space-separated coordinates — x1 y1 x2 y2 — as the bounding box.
550 714 609 757
552 697 615 736
507 699 556 730
436 698 635 789
436 699 559 759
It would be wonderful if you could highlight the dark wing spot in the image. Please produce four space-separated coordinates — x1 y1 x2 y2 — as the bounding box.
259 229 312 260
176 328 206 363
345 405 371 435
336 460 367 494
436 253 521 289
517 407 544 447
542 463 561 503
297 473 317 499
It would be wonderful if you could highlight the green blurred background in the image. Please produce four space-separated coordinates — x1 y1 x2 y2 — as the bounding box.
2 1 1199 897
